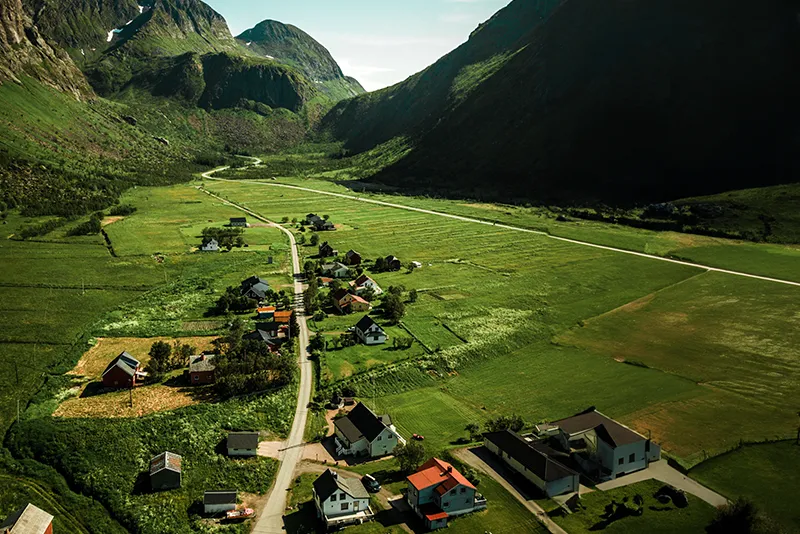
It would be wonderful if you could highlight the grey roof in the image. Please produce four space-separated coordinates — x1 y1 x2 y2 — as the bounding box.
313 469 369 502
227 432 259 450
189 354 216 373
243 329 277 343
323 262 348 271
552 409 645 447
230 217 247 223
150 451 182 475
102 351 140 378
484 429 578 482
204 490 237 505
0 503 54 534
334 402 388 444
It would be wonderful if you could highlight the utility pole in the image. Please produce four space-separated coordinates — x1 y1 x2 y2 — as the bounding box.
129 387 133 409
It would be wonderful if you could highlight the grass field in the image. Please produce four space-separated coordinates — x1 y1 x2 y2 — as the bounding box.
201 176 800 465
551 479 717 534
691 441 800 531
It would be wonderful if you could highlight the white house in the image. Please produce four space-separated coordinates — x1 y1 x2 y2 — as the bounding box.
321 262 350 278
551 408 661 481
200 238 219 252
204 490 237 514
334 402 405 458
227 431 259 457
354 315 387 345
484 429 580 497
313 469 373 529
349 274 383 296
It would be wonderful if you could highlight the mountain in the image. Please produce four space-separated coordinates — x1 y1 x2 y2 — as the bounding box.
236 19 364 100
0 0 91 98
323 0 800 205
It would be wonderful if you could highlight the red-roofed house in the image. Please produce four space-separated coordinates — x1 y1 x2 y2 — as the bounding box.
406 458 486 530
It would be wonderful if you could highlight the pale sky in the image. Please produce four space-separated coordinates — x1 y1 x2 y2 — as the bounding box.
204 0 511 91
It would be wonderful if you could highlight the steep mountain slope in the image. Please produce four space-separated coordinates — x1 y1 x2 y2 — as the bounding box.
237 19 364 100
0 0 91 97
324 0 800 205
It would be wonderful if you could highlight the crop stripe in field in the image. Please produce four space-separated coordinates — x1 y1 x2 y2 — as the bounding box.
203 173 800 289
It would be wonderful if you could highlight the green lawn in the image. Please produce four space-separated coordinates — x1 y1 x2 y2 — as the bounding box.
691 441 800 531
553 479 717 534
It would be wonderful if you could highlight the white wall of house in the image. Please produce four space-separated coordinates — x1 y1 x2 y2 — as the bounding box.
599 440 648 478
357 325 387 345
315 490 370 519
436 484 476 515
368 426 399 457
335 428 368 455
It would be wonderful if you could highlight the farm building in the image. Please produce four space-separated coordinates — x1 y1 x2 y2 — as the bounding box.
384 255 402 271
229 217 248 227
240 276 270 300
321 262 350 278
333 289 371 314
406 458 486 531
349 274 382 296
483 429 579 497
244 322 281 342
204 490 237 514
0 503 53 534
318 241 337 257
150 451 182 491
313 469 373 529
551 408 661 481
188 354 216 385
227 432 259 456
344 250 362 266
274 310 293 324
354 316 387 345
102 351 146 389
333 402 404 458
200 238 219 252
307 214 335 231
257 306 276 320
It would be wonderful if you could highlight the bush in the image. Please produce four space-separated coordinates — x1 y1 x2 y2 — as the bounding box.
109 204 137 216
19 218 66 239
67 217 102 236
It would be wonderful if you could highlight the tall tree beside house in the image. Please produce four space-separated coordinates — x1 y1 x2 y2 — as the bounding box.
484 414 525 433
310 234 319 246
382 289 406 324
707 498 786 534
146 341 172 379
172 341 196 369
395 441 427 474
465 423 482 442
304 278 319 313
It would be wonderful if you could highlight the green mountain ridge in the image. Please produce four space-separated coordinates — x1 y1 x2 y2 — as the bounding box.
323 0 800 205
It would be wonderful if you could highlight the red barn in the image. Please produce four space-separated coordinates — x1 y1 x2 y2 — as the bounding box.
102 351 144 389
188 354 216 385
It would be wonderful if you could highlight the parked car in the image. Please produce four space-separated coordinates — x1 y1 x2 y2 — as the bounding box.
362 474 381 493
412 434 425 441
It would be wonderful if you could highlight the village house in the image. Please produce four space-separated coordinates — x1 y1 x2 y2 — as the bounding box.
321 262 350 279
240 276 270 301
243 322 282 343
483 429 580 497
188 354 216 385
0 503 54 534
307 213 335 231
229 217 248 227
354 315 387 345
149 451 182 491
384 255 402 271
349 274 382 296
257 305 276 320
274 309 293 325
333 289 371 314
227 432 259 457
204 490 237 515
200 237 219 252
318 241 337 258
318 276 334 287
550 408 661 481
333 402 404 458
406 458 487 531
313 469 373 529
344 249 362 266
102 351 147 389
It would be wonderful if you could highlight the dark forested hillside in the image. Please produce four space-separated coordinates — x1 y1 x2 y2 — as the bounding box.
323 0 800 205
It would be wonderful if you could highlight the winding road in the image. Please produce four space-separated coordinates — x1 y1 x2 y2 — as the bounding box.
198 166 312 533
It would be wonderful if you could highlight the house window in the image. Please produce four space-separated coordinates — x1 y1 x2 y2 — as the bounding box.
331 494 337 502
340 493 346 500
460 487 466 494
629 453 636 463
443 502 450 507
341 502 349 511
193 376 199 381
618 457 624 466
377 436 381 441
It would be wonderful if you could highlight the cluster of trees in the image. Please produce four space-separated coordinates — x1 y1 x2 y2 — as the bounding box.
214 286 292 315
465 414 525 442
708 498 787 534
18 218 67 239
211 319 296 397
68 212 104 236
381 285 406 324
145 340 196 381
109 204 137 216
201 227 245 249
392 336 414 350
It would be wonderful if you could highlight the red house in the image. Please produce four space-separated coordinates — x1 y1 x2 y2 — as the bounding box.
188 354 216 385
102 351 145 389
0 503 54 534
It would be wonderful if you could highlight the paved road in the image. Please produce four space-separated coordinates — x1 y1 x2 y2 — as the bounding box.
198 180 312 534
596 460 728 507
204 175 800 289
452 448 569 534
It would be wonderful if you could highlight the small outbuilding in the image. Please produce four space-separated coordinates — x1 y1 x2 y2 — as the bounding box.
204 490 238 515
102 351 146 389
227 431 259 457
344 250 362 266
150 451 182 491
384 255 402 271
200 238 219 252
188 354 216 385
319 241 337 258
229 217 248 227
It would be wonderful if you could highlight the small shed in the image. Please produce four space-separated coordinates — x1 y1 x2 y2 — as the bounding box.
227 431 259 456
230 217 248 227
188 354 216 385
201 238 219 252
150 451 182 491
204 490 238 515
